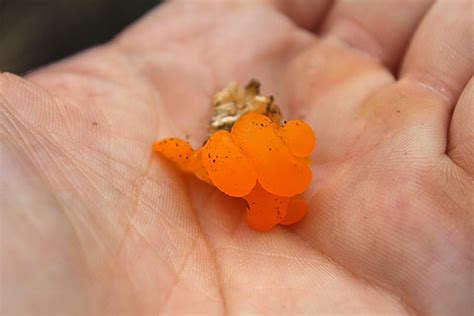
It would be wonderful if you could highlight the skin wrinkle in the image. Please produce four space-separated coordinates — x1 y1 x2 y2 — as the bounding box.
83 143 145 175
215 245 321 265
137 191 199 242
155 235 202 314
32 132 117 257
32 129 131 207
1 96 107 209
435 158 473 214
49 93 74 139
7 99 192 246
102 151 156 312
449 149 474 179
0 88 97 302
2 80 126 195
125 221 178 311
136 166 208 244
1 144 96 314
289 229 415 315
448 136 474 156
447 78 473 175
405 75 453 105
124 216 224 311
185 181 229 315
39 138 110 201
228 212 245 238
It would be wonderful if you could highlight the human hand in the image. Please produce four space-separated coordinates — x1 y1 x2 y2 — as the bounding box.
1 0 472 314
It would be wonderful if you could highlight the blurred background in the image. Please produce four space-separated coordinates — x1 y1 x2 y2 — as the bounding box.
0 0 164 74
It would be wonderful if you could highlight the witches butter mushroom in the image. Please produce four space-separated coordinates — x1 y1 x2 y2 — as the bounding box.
153 80 316 231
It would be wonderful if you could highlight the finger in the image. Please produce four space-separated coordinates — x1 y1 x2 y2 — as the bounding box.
398 0 473 156
263 0 332 30
448 77 474 175
400 0 473 108
321 0 433 69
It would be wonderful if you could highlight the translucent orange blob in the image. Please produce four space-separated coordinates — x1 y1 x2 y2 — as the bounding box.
186 149 213 185
244 182 289 232
202 130 257 197
231 113 312 197
280 120 316 157
153 138 193 172
152 113 316 232
279 199 308 226
154 138 212 184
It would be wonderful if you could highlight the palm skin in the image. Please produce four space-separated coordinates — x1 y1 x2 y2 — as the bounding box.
1 1 472 314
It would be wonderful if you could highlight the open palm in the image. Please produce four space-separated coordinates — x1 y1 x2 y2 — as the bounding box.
1 1 472 314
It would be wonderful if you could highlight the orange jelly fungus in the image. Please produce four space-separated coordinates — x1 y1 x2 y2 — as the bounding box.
153 113 316 231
